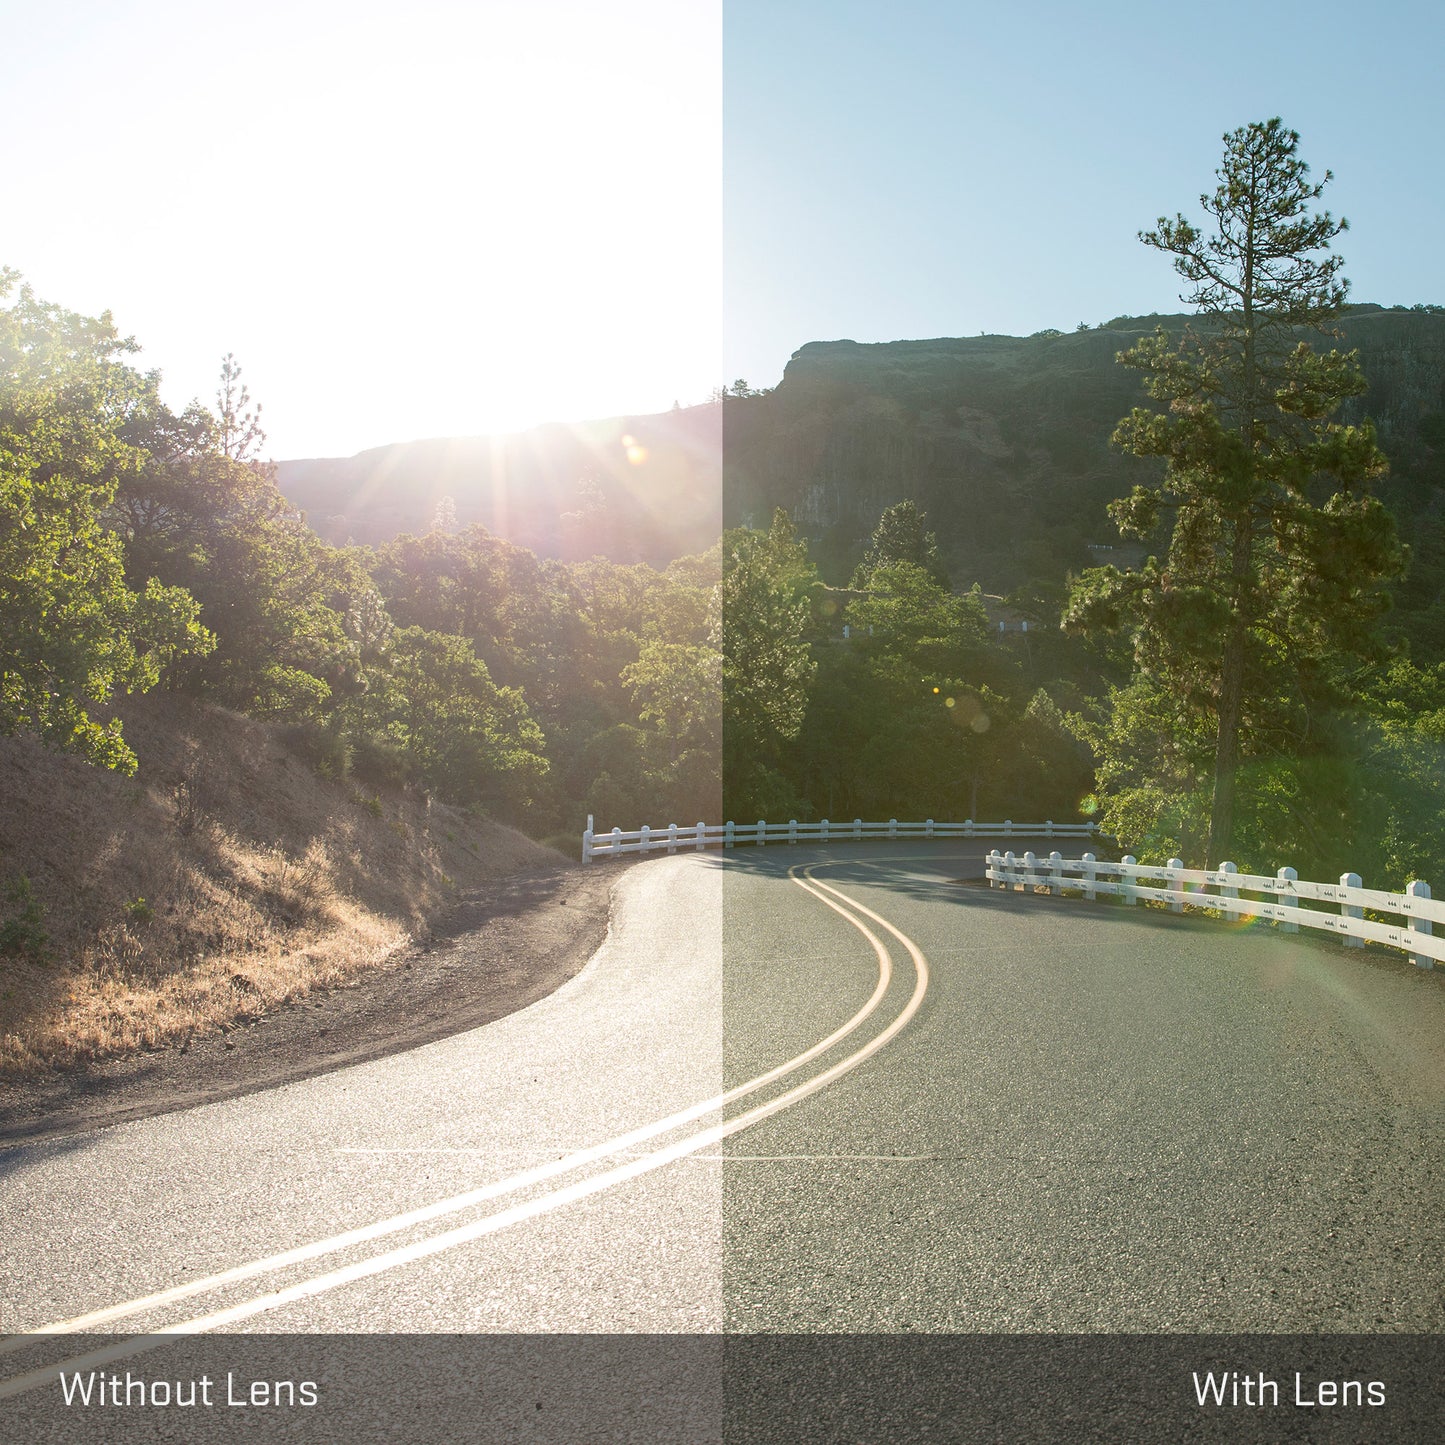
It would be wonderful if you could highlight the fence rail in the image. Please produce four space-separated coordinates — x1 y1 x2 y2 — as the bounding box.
986 848 1439 970
583 816 1104 863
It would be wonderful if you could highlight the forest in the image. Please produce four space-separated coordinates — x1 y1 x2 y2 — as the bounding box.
4 124 1445 904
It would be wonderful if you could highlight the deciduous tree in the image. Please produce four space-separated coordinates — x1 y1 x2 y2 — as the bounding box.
0 272 212 771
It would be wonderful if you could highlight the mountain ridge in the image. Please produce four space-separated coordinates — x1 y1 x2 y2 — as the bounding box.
276 304 1445 601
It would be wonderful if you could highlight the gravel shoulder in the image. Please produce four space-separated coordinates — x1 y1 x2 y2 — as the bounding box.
0 862 620 1146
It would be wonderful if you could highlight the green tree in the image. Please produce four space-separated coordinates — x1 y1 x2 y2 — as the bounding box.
0 272 213 771
852 500 948 589
1065 119 1402 861
721 513 817 817
385 626 547 816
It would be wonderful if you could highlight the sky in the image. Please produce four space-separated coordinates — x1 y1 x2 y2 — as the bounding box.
725 0 1445 395
5 1 1441 459
4 0 722 459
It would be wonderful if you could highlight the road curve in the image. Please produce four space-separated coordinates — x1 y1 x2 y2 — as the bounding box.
1 840 1442 1436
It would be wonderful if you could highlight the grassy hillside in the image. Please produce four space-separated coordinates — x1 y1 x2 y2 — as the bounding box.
0 695 562 1078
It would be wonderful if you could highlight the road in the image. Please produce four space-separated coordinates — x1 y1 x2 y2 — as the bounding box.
2 840 1442 1439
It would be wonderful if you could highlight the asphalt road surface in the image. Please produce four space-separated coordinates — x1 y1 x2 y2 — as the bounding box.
2 840 1442 1439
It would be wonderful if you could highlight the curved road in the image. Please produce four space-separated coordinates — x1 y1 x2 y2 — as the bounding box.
2 841 1442 1437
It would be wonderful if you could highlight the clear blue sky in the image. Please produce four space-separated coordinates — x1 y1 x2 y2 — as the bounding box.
5 3 1439 457
725 0 1445 392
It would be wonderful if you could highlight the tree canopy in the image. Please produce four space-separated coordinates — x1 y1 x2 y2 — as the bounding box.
0 271 213 771
1065 120 1402 863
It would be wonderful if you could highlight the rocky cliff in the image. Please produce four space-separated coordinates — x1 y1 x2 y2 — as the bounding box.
723 306 1445 591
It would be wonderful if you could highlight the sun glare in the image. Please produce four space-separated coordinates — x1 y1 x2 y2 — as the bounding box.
2 1 721 458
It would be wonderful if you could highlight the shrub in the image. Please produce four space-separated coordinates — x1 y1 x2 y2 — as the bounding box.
350 735 414 791
280 721 351 781
123 896 154 924
0 876 49 961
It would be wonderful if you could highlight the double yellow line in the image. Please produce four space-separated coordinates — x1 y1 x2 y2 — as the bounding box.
0 861 930 1399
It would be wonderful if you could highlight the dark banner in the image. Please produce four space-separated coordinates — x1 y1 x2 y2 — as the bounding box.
0 1333 1437 1442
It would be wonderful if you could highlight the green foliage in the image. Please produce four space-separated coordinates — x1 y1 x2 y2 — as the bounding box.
845 563 990 673
123 896 154 924
1066 120 1403 862
0 875 48 961
722 513 817 818
0 271 214 770
384 626 548 815
851 500 948 589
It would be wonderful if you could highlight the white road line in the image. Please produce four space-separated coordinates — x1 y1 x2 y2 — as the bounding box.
0 864 893 1352
0 862 930 1399
619 1153 945 1162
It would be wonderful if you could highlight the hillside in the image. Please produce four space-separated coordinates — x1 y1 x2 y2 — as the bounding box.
277 404 721 564
275 308 1445 625
723 305 1445 592
0 695 562 1078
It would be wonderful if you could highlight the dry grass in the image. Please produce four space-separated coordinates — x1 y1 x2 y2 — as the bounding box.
0 694 562 1079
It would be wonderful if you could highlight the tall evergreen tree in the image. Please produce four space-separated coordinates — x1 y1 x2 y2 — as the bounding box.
1065 119 1401 861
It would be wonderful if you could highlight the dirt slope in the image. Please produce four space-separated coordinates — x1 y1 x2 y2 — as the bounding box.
0 694 566 1079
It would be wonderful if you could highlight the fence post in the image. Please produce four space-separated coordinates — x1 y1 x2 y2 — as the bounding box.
696 821 706 852
1046 820 1054 839
1407 880 1434 968
1168 856 1185 913
583 814 594 864
1049 849 1063 896
1003 849 1017 890
611 826 622 856
640 824 651 855
724 821 734 850
1218 861 1238 917
1275 866 1299 933
821 818 829 841
1023 849 1037 891
756 819 766 848
853 818 863 840
1081 851 1096 902
926 818 934 837
987 847 1000 887
1121 855 1138 906
889 818 898 839
788 818 798 844
1273 866 1299 931
1339 872 1363 947
1004 820 1013 838
667 823 678 854
965 819 974 837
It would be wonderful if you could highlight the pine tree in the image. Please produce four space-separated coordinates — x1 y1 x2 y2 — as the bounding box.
1065 119 1401 862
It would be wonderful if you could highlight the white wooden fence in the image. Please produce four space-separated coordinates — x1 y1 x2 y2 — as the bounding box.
986 848 1439 970
582 815 1103 862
